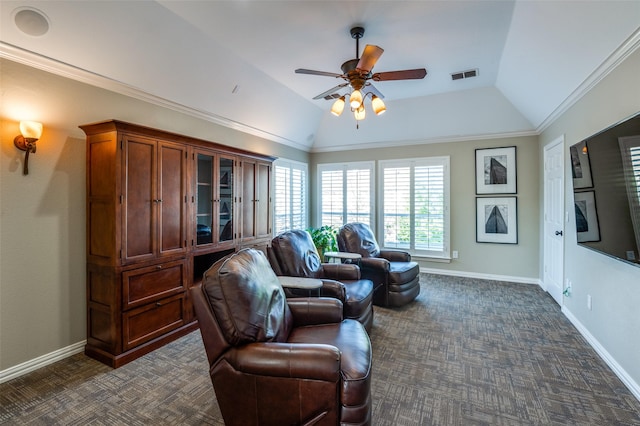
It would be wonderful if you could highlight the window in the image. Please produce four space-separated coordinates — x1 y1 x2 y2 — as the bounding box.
273 159 307 234
379 157 450 258
318 162 374 227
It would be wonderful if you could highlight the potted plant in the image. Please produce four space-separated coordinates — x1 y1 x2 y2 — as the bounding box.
307 225 337 262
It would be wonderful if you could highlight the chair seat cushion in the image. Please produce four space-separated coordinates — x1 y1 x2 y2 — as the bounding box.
288 319 371 408
388 261 420 285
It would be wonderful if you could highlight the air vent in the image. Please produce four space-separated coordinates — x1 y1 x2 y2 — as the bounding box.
451 68 479 81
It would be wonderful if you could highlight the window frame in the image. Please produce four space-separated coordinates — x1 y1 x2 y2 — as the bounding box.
273 158 308 235
317 161 375 227
378 156 451 260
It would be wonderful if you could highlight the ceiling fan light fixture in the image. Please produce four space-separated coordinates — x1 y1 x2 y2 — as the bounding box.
371 95 386 115
354 104 366 121
331 96 346 116
349 89 363 109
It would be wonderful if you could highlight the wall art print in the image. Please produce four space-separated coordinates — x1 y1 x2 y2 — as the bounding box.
476 196 518 244
475 146 517 194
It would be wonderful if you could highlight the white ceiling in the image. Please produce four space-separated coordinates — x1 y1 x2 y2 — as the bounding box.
1 1 639 152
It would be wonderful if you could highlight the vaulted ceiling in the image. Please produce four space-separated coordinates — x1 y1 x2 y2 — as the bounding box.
1 1 639 152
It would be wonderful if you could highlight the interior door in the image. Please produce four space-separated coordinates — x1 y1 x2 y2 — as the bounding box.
543 137 565 305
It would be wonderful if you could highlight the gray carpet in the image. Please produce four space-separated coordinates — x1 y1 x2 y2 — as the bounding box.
2 273 640 425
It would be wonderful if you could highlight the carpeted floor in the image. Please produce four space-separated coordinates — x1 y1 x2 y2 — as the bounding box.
2 273 640 425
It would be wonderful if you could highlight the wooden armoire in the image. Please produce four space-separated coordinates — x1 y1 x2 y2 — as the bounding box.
81 120 273 367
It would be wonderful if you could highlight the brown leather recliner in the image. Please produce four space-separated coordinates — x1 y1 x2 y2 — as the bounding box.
268 230 374 332
191 248 372 426
337 222 420 307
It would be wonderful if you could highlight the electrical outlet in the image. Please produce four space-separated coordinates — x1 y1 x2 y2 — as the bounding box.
452 250 459 259
587 294 592 311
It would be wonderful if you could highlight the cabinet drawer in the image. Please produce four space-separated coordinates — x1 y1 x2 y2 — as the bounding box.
122 294 185 351
122 260 186 310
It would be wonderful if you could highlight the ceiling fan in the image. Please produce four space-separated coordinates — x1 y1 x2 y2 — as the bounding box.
295 26 427 123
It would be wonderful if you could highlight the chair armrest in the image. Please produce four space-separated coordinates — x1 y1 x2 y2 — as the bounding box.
322 263 361 280
319 279 346 302
379 249 411 262
288 298 343 326
360 257 390 271
230 343 341 381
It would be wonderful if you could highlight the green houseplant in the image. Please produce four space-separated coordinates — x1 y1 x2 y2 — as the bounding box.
307 225 338 262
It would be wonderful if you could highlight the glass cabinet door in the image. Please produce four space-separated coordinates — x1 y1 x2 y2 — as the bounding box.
196 153 214 245
218 156 234 243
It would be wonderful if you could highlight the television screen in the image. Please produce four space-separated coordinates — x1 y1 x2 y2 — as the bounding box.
570 112 640 267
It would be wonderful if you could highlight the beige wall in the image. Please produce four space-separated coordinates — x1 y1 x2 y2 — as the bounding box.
311 135 540 281
0 58 307 371
539 47 640 389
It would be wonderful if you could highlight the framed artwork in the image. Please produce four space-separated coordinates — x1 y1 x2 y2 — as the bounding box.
476 197 518 244
574 191 600 242
570 141 593 189
475 146 517 194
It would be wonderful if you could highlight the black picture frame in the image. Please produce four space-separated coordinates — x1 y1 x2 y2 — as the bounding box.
475 146 517 194
476 196 518 244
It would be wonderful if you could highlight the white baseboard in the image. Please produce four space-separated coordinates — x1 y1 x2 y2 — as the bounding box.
562 307 640 402
0 340 86 384
420 267 542 286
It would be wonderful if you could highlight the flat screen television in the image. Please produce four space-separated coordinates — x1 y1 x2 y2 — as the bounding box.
570 112 640 268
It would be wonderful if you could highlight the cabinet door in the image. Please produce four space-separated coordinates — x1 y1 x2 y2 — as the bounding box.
194 152 214 246
241 159 256 241
255 161 271 239
241 159 271 242
194 150 236 250
218 155 235 244
123 135 156 263
158 142 188 257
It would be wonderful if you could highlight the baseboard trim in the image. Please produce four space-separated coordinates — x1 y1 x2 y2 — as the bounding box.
420 267 541 286
562 306 640 402
0 340 86 384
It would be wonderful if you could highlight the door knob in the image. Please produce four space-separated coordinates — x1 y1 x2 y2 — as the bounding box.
555 230 563 236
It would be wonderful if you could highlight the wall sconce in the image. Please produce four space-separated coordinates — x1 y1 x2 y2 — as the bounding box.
14 121 43 175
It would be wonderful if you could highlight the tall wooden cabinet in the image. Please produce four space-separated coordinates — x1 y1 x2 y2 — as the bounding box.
81 120 274 367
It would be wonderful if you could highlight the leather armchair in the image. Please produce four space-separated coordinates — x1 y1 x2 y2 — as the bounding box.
337 222 420 307
191 248 372 426
268 230 374 332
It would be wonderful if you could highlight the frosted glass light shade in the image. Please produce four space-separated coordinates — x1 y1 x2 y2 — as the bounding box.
354 104 366 121
371 95 386 115
331 96 346 116
349 90 363 109
20 121 43 140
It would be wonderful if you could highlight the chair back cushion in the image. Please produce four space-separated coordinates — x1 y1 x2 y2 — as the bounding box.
338 222 380 258
271 230 323 278
202 248 292 346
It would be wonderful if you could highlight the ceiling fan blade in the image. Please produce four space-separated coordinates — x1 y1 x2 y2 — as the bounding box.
365 83 385 99
356 45 384 72
372 68 427 81
295 68 343 78
312 83 349 100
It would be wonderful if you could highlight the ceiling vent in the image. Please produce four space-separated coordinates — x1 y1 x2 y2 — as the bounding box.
451 69 478 81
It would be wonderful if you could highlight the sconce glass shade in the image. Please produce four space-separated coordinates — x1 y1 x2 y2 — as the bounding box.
331 96 346 116
20 121 43 140
371 95 386 115
354 104 366 121
349 90 363 109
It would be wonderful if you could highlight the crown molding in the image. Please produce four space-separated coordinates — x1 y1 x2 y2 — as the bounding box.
0 42 308 151
536 27 640 134
310 130 539 153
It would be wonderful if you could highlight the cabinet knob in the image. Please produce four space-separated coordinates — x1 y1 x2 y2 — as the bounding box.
156 265 162 269
156 302 162 307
